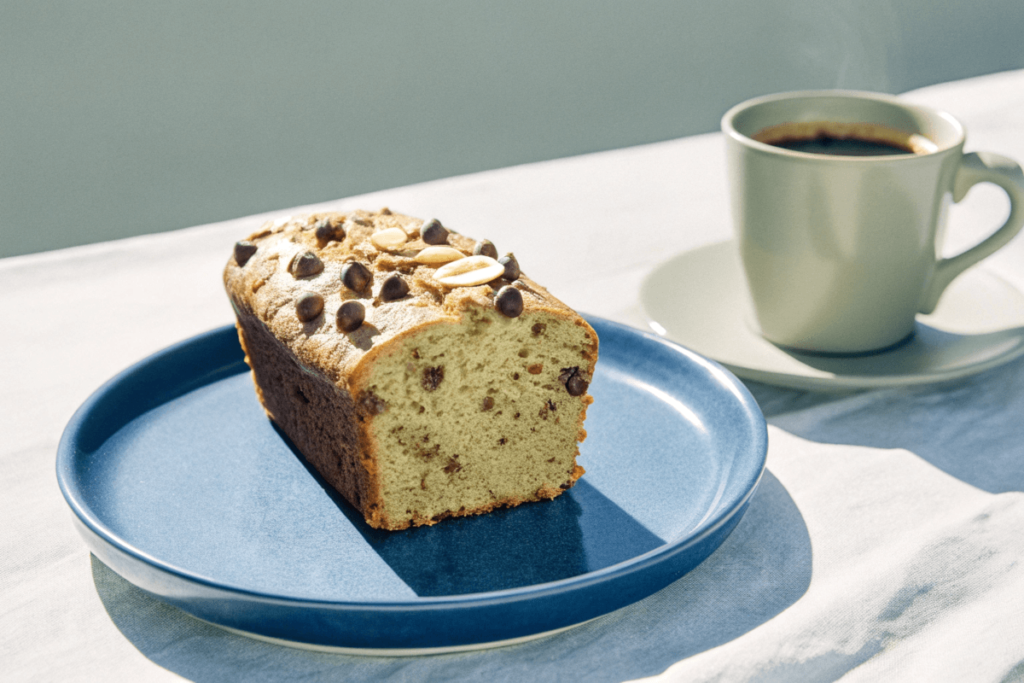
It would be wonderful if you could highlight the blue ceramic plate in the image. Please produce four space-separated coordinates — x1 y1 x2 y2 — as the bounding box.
57 317 767 654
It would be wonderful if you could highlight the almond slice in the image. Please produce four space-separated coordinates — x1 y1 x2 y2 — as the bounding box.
434 255 504 287
370 227 408 251
415 246 467 265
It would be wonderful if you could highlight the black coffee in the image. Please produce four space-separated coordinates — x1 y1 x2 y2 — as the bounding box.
768 134 915 157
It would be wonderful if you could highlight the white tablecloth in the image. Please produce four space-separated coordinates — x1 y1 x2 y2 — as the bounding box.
4 70 1024 682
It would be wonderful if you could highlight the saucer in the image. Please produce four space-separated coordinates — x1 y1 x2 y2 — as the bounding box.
641 241 1024 392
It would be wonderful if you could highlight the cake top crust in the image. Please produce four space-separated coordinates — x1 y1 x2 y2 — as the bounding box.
223 209 587 389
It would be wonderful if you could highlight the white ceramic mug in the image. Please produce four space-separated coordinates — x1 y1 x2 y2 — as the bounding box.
722 90 1024 354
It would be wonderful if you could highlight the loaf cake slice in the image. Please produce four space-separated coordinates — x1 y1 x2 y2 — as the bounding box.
223 209 598 530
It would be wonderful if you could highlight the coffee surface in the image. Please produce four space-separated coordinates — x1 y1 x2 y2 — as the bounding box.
752 120 936 156
770 136 913 156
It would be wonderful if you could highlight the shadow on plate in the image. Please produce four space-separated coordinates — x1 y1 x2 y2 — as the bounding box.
92 469 811 683
280 423 665 596
746 353 1024 494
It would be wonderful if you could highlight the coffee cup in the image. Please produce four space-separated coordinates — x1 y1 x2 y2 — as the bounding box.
722 90 1024 354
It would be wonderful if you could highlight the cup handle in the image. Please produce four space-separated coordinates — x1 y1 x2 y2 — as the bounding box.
920 152 1024 314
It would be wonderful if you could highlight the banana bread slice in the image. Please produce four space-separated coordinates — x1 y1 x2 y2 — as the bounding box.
223 209 598 530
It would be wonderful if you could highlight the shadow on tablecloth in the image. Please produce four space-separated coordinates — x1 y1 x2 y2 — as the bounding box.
91 469 810 683
748 354 1024 494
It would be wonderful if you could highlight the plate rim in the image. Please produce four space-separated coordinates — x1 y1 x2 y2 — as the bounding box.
57 317 767 614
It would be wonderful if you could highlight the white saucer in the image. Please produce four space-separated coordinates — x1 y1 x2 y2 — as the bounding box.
641 241 1024 392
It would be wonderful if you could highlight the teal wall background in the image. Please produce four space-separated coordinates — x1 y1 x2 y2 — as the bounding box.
3 1 1023 258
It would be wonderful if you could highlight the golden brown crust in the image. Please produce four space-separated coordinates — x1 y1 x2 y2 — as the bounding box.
378 480 583 531
224 209 598 530
224 210 583 388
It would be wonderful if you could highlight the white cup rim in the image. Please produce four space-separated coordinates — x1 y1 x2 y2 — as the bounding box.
721 89 965 161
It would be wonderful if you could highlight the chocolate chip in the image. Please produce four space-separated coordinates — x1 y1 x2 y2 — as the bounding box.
495 285 523 318
567 377 588 396
498 253 520 280
482 396 495 411
341 261 372 294
443 458 463 475
315 218 345 246
359 391 387 415
419 218 449 245
336 300 365 332
291 251 324 278
531 322 546 336
559 366 589 397
234 240 258 266
422 366 444 391
381 273 410 301
474 239 498 259
379 207 392 215
295 292 324 322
